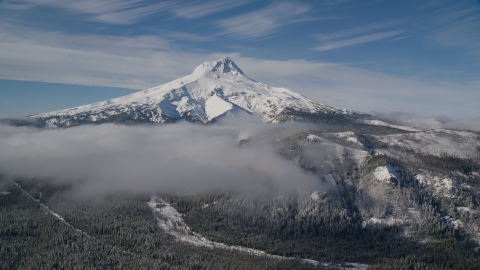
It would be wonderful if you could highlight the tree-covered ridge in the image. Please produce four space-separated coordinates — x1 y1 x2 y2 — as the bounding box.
1 124 479 269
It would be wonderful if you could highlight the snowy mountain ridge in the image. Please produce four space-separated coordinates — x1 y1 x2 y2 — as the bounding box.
32 57 364 127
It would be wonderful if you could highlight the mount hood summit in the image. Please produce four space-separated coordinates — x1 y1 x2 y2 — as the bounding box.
33 57 363 127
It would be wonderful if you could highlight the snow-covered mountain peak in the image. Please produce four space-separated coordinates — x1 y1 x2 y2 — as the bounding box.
193 57 246 78
33 57 364 127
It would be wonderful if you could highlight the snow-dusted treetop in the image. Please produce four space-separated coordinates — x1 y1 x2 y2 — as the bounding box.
33 57 362 127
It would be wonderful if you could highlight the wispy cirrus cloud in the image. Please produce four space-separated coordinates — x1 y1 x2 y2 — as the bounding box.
88 1 175 24
0 24 478 118
320 0 355 5
314 19 406 51
1 0 252 24
317 19 405 41
1 0 50 10
163 31 213 42
315 29 406 51
421 1 480 60
1 24 172 55
172 1 252 19
217 2 312 40
1 0 174 24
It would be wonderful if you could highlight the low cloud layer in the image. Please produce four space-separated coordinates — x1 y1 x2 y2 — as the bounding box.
0 118 321 199
375 112 480 132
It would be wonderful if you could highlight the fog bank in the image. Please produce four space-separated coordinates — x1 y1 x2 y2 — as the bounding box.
375 112 480 132
0 118 322 199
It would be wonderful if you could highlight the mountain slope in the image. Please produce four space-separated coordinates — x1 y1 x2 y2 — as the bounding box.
32 57 364 127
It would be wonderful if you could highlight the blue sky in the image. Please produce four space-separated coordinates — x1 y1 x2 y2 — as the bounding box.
0 0 479 119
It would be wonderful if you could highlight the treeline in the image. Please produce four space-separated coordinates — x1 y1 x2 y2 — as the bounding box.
170 188 479 269
0 179 323 269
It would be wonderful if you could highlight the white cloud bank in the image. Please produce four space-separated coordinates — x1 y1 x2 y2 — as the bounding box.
375 112 480 132
0 118 321 199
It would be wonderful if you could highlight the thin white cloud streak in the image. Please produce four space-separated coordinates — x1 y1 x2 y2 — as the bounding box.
1 0 51 10
1 0 174 24
432 3 478 25
2 25 172 53
2 0 255 23
0 120 322 199
0 25 479 118
91 2 174 25
163 31 214 42
320 0 355 5
217 2 311 39
419 1 480 60
314 29 405 51
392 35 410 41
0 24 204 88
172 1 251 19
316 19 405 41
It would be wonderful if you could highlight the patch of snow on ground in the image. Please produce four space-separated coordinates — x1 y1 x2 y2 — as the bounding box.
415 171 457 198
362 215 405 228
374 165 399 183
436 178 454 193
148 196 366 267
342 263 369 270
327 131 355 138
347 136 360 144
306 134 321 141
310 191 319 201
321 262 368 270
148 196 286 254
327 132 365 148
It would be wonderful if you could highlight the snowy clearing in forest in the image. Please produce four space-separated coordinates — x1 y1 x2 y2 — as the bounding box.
148 196 368 269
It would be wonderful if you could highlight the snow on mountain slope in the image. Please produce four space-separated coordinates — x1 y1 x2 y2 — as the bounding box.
359 119 421 132
372 129 480 158
32 57 362 127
